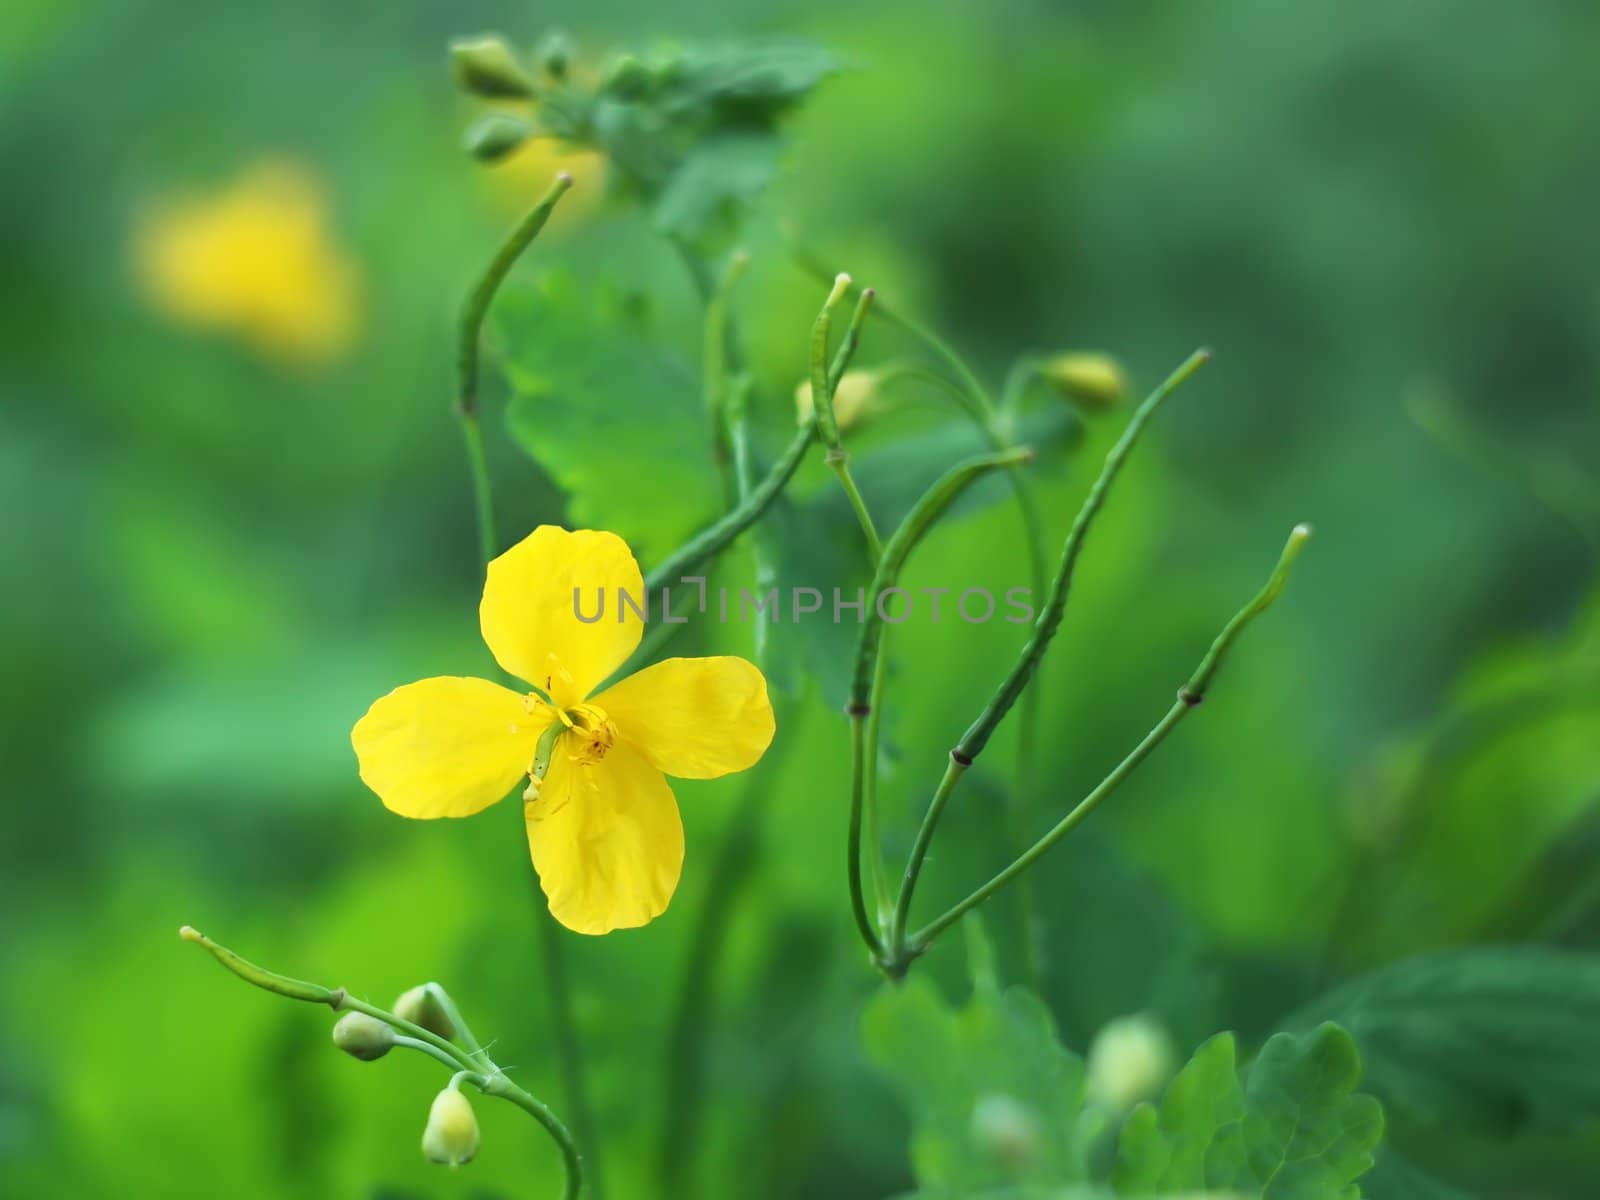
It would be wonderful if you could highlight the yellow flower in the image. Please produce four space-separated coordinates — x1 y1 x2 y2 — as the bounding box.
132 158 359 365
795 369 880 430
352 526 775 935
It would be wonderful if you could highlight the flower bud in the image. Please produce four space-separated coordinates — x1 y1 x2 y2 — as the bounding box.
331 1011 395 1061
1040 352 1127 413
394 984 457 1041
463 114 534 164
422 1086 481 1167
969 1093 1039 1170
536 30 574 80
1088 1014 1176 1110
450 34 538 100
795 369 879 432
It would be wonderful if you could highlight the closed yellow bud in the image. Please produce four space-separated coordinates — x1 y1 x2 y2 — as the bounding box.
795 369 879 431
331 1011 395 1061
1040 352 1127 413
394 984 457 1040
422 1086 481 1167
450 35 537 99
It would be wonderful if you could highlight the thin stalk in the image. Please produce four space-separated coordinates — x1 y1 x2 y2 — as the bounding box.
908 523 1313 952
886 757 967 971
848 446 1035 966
180 927 583 1200
643 421 817 593
810 278 884 560
861 641 893 924
703 251 751 496
956 349 1213 764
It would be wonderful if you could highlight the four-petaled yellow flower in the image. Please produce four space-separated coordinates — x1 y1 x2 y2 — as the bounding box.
352 526 774 935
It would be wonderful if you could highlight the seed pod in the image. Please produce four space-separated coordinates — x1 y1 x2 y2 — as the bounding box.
1040 352 1127 413
422 1086 481 1167
331 1011 395 1061
394 984 457 1041
450 35 537 100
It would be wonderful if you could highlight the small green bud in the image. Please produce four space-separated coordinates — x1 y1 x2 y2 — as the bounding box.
600 53 651 100
331 1011 395 1061
394 984 457 1041
422 1086 480 1167
536 30 574 80
1040 352 1127 413
450 34 538 100
1087 1014 1176 1110
969 1093 1039 1170
463 114 534 163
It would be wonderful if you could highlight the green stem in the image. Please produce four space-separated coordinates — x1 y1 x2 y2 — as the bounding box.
861 641 893 924
703 251 751 497
423 981 488 1067
180 927 583 1200
955 349 1213 764
848 446 1036 966
906 523 1313 953
643 421 817 594
886 757 967 971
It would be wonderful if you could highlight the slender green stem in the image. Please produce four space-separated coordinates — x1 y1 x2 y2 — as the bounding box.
907 523 1313 952
423 981 487 1066
848 713 889 961
886 757 967 970
457 173 574 419
956 349 1213 764
644 421 817 594
847 446 1035 965
861 640 893 924
703 251 751 495
828 456 885 560
811 281 883 559
459 418 499 581
180 927 583 1199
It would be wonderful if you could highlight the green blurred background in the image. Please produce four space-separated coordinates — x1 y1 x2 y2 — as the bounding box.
4 0 1599 1196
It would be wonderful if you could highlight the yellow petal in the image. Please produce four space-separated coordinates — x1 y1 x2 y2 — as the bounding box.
352 676 547 818
594 656 775 780
525 743 683 935
479 526 645 706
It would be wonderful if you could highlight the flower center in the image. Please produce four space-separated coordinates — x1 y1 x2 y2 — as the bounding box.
557 702 615 767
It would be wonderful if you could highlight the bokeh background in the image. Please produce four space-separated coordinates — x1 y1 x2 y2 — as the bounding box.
4 0 1599 1196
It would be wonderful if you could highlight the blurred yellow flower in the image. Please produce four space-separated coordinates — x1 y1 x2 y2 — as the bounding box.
352 525 775 935
132 159 360 364
482 134 605 223
795 368 880 430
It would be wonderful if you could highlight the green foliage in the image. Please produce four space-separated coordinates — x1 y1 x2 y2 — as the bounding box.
1113 1025 1383 1199
529 37 836 247
497 272 718 565
863 928 1096 1195
1286 948 1600 1138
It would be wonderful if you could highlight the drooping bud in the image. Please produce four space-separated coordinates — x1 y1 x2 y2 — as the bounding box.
463 114 534 164
969 1093 1040 1170
422 1086 481 1166
795 369 879 432
394 984 457 1041
331 1011 395 1061
450 35 538 100
1040 352 1127 413
1087 1014 1176 1110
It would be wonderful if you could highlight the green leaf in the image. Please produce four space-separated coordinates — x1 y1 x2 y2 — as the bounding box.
863 930 1094 1193
1284 948 1600 1137
652 130 782 243
1113 1024 1383 1199
496 273 720 565
659 38 838 118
